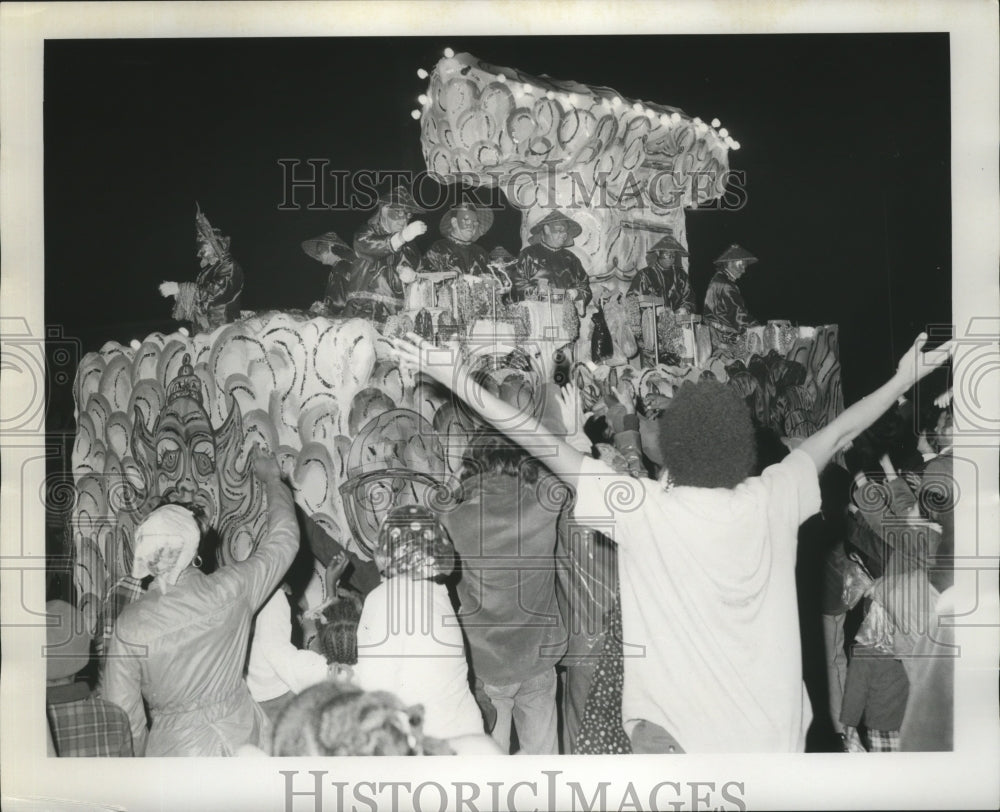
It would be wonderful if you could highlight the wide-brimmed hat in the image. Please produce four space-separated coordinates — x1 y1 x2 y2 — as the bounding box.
528 210 583 245
46 600 91 680
440 202 494 241
301 231 355 263
647 234 689 258
714 243 758 265
487 246 517 266
377 186 426 214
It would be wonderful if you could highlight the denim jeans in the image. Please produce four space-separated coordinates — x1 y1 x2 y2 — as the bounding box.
482 667 559 755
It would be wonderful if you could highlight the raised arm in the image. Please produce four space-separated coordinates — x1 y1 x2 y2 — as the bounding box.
798 333 954 472
391 333 587 484
230 450 302 610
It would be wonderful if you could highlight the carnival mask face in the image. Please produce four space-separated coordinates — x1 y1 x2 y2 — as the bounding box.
151 396 220 525
726 260 747 280
321 245 346 267
654 251 681 270
541 221 569 249
381 205 409 234
197 239 219 269
451 211 479 243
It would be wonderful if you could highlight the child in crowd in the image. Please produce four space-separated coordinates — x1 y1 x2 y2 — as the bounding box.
351 504 500 753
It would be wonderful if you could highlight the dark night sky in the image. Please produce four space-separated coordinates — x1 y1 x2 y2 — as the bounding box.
44 34 951 414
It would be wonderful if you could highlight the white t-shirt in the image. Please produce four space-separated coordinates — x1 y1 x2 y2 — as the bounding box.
246 590 330 703
574 448 821 753
352 578 484 741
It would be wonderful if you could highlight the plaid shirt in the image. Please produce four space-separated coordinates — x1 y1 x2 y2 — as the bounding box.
47 682 134 757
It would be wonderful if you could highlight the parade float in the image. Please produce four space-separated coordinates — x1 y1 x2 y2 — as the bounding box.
69 52 843 631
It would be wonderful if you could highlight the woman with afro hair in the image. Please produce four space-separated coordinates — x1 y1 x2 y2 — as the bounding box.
392 332 954 754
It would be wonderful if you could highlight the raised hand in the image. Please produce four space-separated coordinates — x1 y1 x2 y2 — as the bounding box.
401 220 427 243
251 446 282 482
894 333 955 390
390 332 463 388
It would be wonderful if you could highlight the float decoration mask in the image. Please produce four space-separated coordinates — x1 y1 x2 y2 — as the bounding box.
133 353 244 532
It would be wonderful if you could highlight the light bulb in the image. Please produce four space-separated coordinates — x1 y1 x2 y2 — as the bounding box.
411 109 421 120
719 128 728 138
418 94 429 105
417 68 429 79
711 118 721 128
443 47 454 58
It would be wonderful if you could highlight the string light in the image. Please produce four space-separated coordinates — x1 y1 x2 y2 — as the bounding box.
417 68 429 79
731 140 741 150
418 94 429 105
719 127 729 138
496 74 507 83
411 109 421 120
522 83 533 94
692 117 702 125
443 47 455 58
670 112 681 123
545 90 555 100
711 117 721 128
632 102 643 112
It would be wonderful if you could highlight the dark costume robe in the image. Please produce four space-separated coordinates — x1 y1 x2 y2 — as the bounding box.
422 238 489 277
703 270 758 333
174 257 244 334
514 243 592 309
345 214 421 323
628 262 695 312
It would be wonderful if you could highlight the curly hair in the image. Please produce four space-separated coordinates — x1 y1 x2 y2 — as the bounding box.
272 682 429 756
657 380 757 489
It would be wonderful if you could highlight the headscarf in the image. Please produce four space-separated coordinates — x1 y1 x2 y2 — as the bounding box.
132 504 201 593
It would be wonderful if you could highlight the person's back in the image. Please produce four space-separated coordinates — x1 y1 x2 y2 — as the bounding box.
576 444 819 752
112 563 268 756
441 433 566 754
444 472 566 686
103 454 300 756
352 504 486 743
